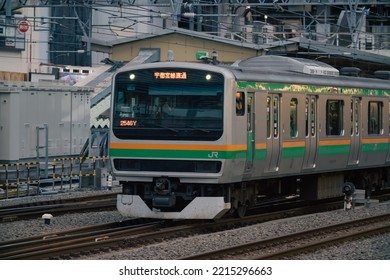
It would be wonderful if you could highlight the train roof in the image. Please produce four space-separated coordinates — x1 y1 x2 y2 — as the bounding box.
229 56 390 90
234 55 340 77
114 56 390 91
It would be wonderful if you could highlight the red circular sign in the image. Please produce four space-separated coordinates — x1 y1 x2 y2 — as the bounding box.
18 21 29 33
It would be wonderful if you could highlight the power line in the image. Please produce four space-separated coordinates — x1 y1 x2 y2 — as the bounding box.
2 1 388 67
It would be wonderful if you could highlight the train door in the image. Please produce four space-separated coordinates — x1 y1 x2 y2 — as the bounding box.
348 97 361 166
245 92 255 171
302 95 317 169
265 94 281 172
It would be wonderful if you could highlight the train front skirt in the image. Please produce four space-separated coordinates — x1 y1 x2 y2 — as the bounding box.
117 195 231 219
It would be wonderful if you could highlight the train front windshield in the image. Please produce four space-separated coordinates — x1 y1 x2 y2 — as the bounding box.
112 68 224 141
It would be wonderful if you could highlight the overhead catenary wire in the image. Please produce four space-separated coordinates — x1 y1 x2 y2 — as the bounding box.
12 1 389 42
3 1 388 67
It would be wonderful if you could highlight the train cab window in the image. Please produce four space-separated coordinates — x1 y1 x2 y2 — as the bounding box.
368 101 383 135
236 92 245 116
290 98 298 138
326 100 343 136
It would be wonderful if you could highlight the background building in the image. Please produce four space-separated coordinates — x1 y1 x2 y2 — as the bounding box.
0 0 389 79
1 0 389 165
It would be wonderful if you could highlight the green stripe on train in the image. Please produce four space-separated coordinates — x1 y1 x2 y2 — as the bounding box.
255 149 266 160
318 143 388 156
109 149 247 159
254 147 305 160
318 144 350 156
281 147 305 158
362 143 388 153
111 144 388 161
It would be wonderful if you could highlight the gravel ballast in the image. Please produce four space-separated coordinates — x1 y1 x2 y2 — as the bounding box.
1 189 389 260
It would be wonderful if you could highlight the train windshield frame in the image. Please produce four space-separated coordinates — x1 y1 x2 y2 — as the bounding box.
112 68 224 140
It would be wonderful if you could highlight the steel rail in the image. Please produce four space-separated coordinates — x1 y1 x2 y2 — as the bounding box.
180 213 390 260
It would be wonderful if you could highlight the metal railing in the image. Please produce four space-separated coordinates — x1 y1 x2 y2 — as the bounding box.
0 156 110 200
0 162 40 199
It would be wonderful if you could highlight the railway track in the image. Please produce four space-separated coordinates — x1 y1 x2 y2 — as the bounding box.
0 218 206 260
180 213 390 260
2 191 390 260
0 218 162 259
0 193 118 222
0 199 381 260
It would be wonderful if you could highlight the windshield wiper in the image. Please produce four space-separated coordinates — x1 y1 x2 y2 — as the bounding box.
185 126 210 134
143 121 179 133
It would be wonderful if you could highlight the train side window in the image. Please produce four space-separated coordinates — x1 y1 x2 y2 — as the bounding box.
351 99 360 136
305 98 309 136
247 95 253 131
326 100 343 136
310 98 316 136
290 98 298 138
236 92 245 116
273 96 279 137
306 98 316 137
266 97 271 138
350 100 354 136
368 101 383 135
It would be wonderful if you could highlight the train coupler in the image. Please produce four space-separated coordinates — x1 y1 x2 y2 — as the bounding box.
152 195 176 207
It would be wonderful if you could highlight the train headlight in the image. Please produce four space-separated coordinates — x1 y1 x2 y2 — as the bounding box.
129 73 135 80
205 74 212 80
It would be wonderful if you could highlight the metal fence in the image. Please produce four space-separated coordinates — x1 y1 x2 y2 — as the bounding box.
0 156 110 200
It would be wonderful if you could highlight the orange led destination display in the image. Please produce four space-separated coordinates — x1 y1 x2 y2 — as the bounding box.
154 71 187 80
120 120 138 127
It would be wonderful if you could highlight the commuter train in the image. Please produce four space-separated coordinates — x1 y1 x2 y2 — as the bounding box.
109 55 390 219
